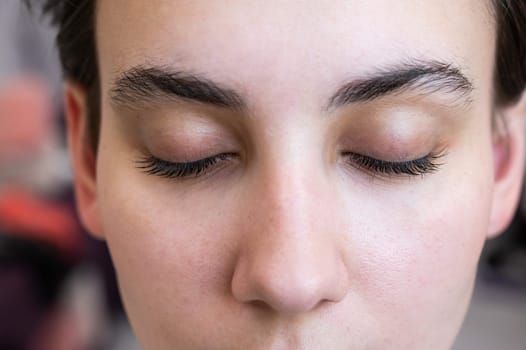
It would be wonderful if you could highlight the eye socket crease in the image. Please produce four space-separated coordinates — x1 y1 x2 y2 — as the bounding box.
109 58 475 115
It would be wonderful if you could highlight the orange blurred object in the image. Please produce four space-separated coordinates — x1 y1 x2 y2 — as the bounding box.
0 189 82 259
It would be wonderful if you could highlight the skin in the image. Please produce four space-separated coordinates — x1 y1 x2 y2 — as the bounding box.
66 1 526 349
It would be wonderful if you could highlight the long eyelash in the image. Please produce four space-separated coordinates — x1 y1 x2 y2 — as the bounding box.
136 153 235 178
343 151 446 177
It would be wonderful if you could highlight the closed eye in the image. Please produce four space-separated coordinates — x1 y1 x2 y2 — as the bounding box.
342 151 446 177
136 153 237 179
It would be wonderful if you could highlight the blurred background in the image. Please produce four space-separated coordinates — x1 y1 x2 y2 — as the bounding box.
0 1 524 349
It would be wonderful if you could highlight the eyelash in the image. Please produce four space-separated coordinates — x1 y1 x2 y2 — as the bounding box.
137 151 445 180
136 153 237 179
342 151 445 177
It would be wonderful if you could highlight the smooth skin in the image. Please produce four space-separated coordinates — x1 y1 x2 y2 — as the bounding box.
66 1 526 349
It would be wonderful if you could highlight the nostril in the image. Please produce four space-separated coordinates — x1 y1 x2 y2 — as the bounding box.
249 300 271 311
239 281 325 314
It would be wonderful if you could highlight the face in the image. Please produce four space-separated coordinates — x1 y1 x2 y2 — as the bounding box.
67 1 526 349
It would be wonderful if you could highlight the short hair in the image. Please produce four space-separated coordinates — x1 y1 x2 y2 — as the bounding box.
33 0 526 152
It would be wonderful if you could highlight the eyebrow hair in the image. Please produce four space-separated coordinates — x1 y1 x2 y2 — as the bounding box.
326 60 475 110
110 66 245 110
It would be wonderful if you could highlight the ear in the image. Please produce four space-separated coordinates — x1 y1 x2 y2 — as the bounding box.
65 83 104 239
488 91 526 238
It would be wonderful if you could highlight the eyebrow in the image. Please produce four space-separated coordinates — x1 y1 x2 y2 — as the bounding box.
326 60 474 110
109 59 474 112
110 66 245 110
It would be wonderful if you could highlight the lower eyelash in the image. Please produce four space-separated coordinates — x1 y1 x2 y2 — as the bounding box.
136 153 235 179
342 151 446 177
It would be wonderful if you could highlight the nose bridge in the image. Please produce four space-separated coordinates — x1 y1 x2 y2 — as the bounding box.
231 147 349 314
250 141 327 252
263 154 316 233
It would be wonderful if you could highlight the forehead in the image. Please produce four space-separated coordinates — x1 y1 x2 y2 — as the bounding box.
96 0 495 103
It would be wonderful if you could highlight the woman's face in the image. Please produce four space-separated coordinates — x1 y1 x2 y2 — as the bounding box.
72 1 523 349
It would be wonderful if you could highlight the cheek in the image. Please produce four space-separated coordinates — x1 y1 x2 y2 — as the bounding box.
96 136 241 346
343 146 493 343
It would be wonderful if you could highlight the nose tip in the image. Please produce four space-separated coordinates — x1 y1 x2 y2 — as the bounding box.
231 247 348 314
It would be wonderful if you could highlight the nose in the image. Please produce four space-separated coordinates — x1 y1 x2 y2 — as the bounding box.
231 161 349 314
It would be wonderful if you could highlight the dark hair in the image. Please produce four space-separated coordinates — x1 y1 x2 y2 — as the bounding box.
494 1 526 105
33 0 99 150
34 0 526 152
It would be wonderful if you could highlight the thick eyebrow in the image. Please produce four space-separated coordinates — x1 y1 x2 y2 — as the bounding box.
110 66 245 110
326 60 474 110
